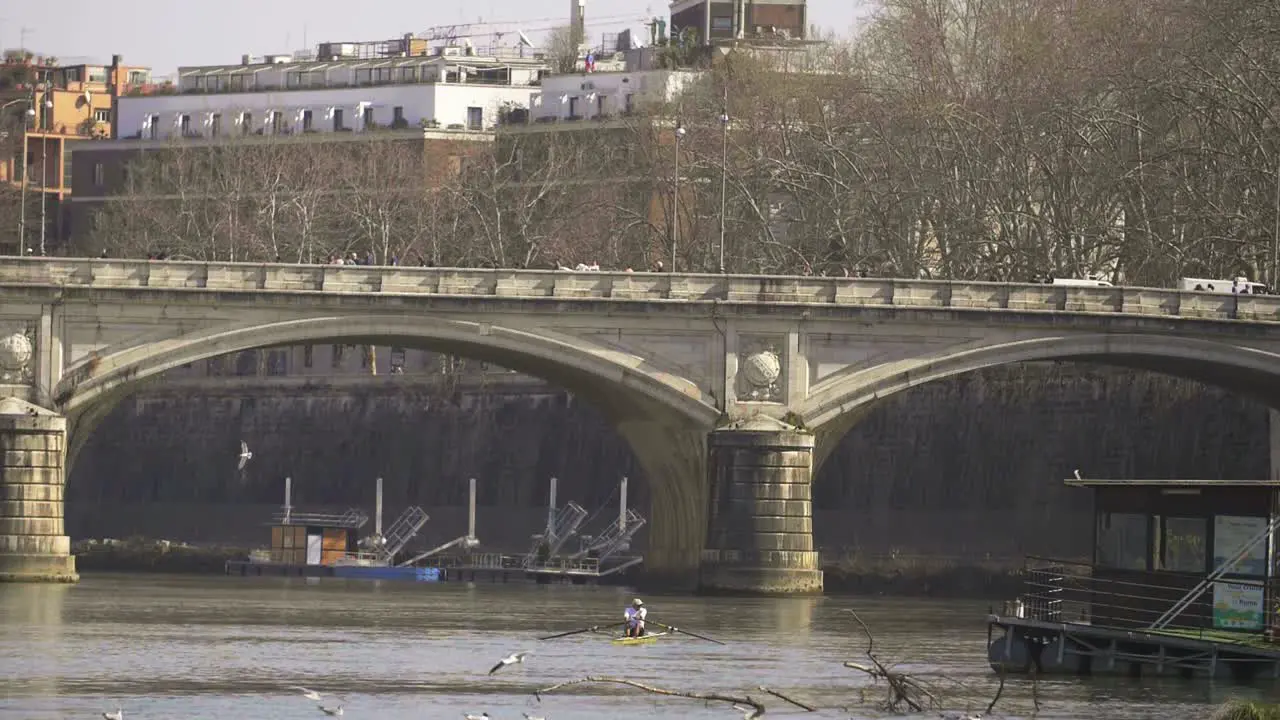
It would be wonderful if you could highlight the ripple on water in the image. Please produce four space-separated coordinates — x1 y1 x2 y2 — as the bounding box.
2 574 1279 719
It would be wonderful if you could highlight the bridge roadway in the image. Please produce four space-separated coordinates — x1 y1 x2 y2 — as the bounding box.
4 257 1280 593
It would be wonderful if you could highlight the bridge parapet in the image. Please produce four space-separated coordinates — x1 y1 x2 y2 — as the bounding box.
3 258 1279 322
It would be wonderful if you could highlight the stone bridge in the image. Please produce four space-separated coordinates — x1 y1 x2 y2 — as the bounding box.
4 257 1280 593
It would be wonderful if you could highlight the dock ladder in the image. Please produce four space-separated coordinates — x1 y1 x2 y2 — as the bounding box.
572 509 646 562
376 506 430 563
523 501 588 567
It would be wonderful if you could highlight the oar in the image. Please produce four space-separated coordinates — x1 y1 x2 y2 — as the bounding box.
650 620 725 645
539 621 625 641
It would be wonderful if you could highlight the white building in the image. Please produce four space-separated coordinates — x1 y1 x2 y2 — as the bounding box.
116 48 549 141
530 69 700 121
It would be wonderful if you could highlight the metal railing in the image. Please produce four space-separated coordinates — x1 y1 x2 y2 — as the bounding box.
3 257 1280 323
270 508 368 529
1012 556 1278 645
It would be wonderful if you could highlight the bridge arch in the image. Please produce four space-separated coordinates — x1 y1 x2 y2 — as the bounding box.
798 333 1280 439
54 314 721 583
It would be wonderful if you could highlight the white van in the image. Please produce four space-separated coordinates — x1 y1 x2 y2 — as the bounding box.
1180 277 1269 295
1051 277 1113 287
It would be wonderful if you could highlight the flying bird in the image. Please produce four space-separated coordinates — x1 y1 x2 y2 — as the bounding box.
489 650 530 675
293 686 324 702
318 704 344 716
103 711 124 720
732 705 761 720
238 440 253 470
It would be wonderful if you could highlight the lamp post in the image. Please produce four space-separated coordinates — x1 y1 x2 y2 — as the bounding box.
718 98 729 274
10 100 37 253
672 122 685 272
38 72 53 256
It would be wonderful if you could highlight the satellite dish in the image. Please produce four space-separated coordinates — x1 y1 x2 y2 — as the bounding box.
518 30 534 48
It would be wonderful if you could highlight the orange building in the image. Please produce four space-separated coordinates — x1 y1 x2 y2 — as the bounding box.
3 54 155 252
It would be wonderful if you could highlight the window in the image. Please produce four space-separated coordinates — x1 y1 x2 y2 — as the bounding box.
392 106 405 126
127 70 149 85
270 111 282 134
567 97 579 118
1096 512 1147 570
362 106 374 129
625 93 634 114
467 106 483 129
302 109 313 131
390 347 405 373
1155 516 1207 574
241 112 253 135
88 68 107 83
93 109 110 123
210 113 222 137
712 16 733 30
333 108 345 131
92 163 104 188
331 344 345 368
179 114 191 136
147 114 159 139
597 94 606 116
303 345 314 368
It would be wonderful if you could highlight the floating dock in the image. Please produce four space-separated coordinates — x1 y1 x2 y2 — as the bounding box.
225 475 644 585
987 477 1280 682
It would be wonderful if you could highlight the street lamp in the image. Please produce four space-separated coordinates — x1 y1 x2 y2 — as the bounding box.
11 101 37 253
672 122 686 272
718 101 730 275
39 76 54 257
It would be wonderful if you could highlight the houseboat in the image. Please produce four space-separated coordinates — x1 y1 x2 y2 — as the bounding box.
988 476 1280 681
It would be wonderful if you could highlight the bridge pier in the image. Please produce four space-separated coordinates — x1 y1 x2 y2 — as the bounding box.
0 398 77 583
699 417 822 595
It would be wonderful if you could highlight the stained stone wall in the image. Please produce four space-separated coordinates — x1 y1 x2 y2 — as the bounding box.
67 364 1269 563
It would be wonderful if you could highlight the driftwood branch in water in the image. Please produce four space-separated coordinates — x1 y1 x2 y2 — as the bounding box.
843 609 941 713
757 685 817 711
536 676 767 716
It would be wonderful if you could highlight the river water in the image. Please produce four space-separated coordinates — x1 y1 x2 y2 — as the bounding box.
2 574 1277 719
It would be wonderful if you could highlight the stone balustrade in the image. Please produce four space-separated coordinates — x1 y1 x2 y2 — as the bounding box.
1 258 1278 322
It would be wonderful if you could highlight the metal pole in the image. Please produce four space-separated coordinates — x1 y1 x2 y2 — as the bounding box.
547 476 558 536
468 477 477 540
1272 158 1280 288
719 89 729 274
618 476 628 532
672 125 682 272
18 130 27 252
38 73 46 256
375 477 384 537
283 477 293 524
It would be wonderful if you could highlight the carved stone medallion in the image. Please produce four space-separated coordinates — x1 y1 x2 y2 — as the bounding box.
0 325 34 384
735 335 785 403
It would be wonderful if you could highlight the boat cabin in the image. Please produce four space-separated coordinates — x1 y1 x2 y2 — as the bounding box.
267 513 362 566
1062 478 1279 635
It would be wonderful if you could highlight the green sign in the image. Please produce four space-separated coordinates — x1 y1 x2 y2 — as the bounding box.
1213 581 1265 630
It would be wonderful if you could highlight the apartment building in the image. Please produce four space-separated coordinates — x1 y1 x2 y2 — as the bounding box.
115 37 548 142
669 0 809 44
2 53 154 252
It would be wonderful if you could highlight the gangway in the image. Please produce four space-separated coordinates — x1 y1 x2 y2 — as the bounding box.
375 506 430 562
400 478 480 567
572 508 646 562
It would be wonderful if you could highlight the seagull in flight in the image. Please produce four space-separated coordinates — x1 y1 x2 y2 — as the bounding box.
103 710 124 720
293 686 324 702
489 650 530 675
238 440 253 470
318 704 344 716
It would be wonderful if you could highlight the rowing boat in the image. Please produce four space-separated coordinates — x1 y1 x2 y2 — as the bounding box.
611 631 671 646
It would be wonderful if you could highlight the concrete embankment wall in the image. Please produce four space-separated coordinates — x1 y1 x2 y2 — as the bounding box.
68 364 1269 593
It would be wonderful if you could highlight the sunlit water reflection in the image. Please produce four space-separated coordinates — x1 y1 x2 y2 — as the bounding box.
2 574 1278 718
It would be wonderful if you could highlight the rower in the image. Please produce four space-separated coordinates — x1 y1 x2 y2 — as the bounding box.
624 598 648 637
